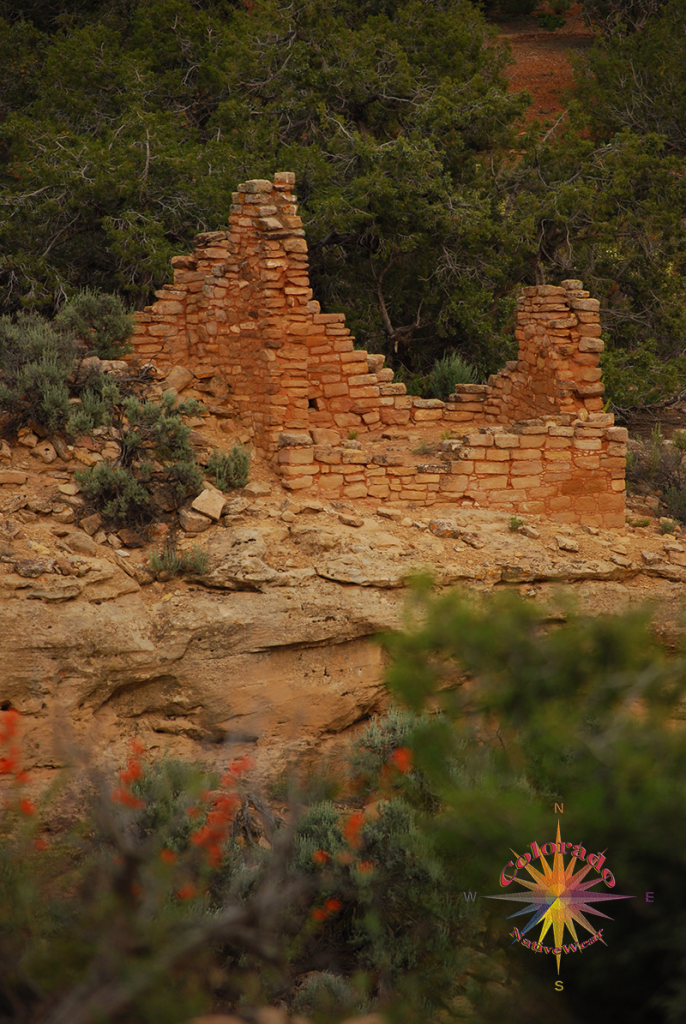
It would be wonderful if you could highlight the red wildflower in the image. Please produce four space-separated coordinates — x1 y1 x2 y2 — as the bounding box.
221 755 254 788
0 746 20 775
187 805 200 819
14 770 30 784
19 798 35 816
34 838 47 852
120 758 143 786
335 851 353 866
111 787 144 809
312 849 330 865
358 860 375 875
159 848 177 864
207 844 223 868
311 907 328 922
130 739 145 755
176 884 197 901
0 709 20 741
324 898 343 913
229 755 254 776
343 811 365 849
391 747 412 774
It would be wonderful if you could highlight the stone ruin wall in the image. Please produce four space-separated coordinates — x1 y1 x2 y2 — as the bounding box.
129 173 626 528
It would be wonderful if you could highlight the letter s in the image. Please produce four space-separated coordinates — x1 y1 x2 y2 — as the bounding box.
555 981 564 992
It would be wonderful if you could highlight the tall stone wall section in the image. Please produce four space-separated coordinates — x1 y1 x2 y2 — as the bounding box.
129 172 625 527
129 172 412 452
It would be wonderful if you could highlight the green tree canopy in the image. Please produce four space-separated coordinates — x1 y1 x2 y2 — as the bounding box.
1 0 686 397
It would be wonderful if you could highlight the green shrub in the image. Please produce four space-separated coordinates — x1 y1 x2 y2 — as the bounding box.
0 311 76 430
76 393 205 527
55 289 134 359
602 344 686 411
480 0 538 17
509 515 526 531
206 444 250 491
0 297 132 433
625 427 683 497
66 374 122 436
149 541 208 578
538 12 566 27
427 352 477 401
75 462 153 526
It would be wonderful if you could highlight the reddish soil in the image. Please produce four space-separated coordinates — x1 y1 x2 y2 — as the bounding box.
496 4 595 123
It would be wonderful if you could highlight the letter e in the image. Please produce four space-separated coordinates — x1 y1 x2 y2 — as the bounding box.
646 892 654 903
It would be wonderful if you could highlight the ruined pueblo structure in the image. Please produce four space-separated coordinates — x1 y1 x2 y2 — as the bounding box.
130 173 626 528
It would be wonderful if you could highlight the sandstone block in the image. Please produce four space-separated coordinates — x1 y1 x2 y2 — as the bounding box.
311 428 341 445
81 513 103 536
0 471 28 485
283 238 308 253
578 338 604 353
278 432 313 447
165 365 195 392
412 409 443 421
179 507 213 533
192 488 226 520
344 483 368 498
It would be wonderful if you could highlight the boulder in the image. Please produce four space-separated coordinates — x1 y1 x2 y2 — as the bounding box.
243 481 271 497
31 441 57 464
179 507 213 534
63 532 98 557
117 528 146 548
165 365 195 392
192 488 225 521
81 513 103 537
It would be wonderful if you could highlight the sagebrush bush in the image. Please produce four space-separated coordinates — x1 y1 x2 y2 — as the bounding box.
55 288 134 359
0 312 76 430
625 427 684 507
149 541 208 578
206 444 250 491
0 293 133 432
428 352 477 401
75 462 153 526
76 393 205 527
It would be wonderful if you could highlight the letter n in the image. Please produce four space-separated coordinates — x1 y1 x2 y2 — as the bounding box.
554 803 564 814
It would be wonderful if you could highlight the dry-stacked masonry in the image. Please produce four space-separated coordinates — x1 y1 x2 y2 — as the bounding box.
129 173 626 527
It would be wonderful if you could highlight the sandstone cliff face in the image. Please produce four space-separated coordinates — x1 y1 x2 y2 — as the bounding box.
3 506 686 786
1 421 683 785
2 582 403 780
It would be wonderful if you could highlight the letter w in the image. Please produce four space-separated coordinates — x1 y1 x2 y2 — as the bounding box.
562 944 578 953
463 891 477 902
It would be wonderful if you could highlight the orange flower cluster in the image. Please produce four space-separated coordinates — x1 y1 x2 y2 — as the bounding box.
390 747 412 774
311 897 343 922
111 742 146 809
189 755 254 868
0 709 29 783
343 811 365 849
